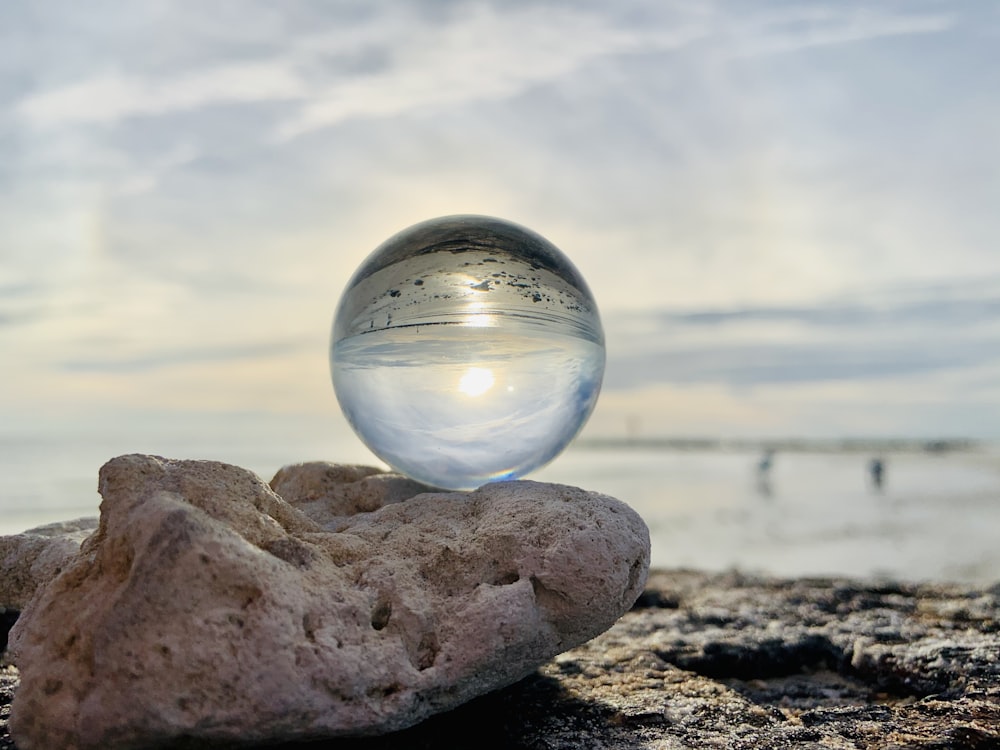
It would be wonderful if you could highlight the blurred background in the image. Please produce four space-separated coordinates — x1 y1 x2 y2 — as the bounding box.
2 1 999 582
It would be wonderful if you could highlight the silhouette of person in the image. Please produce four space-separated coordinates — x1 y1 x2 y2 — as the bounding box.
758 449 775 475
868 457 885 491
756 449 775 497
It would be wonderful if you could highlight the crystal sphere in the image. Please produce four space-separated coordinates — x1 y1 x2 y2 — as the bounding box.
330 215 605 490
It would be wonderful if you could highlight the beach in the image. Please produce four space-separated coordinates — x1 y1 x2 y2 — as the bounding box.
537 442 1000 584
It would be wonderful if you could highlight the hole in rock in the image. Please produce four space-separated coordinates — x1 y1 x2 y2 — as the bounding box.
42 678 63 696
493 571 520 586
371 600 392 631
302 613 319 642
414 631 440 671
233 585 262 611
370 683 401 698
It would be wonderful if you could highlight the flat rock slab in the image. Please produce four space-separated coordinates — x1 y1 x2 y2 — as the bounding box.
4 456 649 749
7 570 999 749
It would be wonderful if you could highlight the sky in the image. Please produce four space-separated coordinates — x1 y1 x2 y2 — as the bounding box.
2 0 999 463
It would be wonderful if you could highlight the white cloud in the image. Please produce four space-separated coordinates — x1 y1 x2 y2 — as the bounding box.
16 61 307 126
726 6 953 57
10 3 955 148
113 143 198 196
13 4 708 138
275 6 705 140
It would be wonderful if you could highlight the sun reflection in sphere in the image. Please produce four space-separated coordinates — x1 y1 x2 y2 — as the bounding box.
458 367 495 397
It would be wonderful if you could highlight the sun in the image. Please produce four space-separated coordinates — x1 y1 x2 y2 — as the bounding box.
458 367 495 397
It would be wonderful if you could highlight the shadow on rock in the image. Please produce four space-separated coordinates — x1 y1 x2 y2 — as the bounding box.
0 612 17 655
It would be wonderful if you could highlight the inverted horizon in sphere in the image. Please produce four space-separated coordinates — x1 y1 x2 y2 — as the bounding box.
330 215 606 490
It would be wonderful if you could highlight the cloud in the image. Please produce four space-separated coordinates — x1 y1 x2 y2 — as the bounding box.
650 295 1000 330
610 338 992 389
12 4 707 138
16 62 307 126
604 280 1000 390
274 6 705 140
728 6 954 58
8 1 959 148
274 3 954 140
58 338 314 374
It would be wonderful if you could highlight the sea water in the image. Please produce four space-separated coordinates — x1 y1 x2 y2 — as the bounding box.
535 444 1000 584
1 424 998 585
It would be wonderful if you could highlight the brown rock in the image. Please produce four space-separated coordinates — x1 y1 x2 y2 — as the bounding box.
0 518 97 611
6 455 649 749
269 461 433 525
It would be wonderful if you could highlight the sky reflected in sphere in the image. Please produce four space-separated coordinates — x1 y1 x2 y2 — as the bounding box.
331 215 605 490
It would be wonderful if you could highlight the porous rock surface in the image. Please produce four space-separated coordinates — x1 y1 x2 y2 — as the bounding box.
269 462 433 526
0 518 98 612
3 572 999 748
5 455 650 749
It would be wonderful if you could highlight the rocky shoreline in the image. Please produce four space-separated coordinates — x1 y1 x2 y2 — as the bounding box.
4 567 999 749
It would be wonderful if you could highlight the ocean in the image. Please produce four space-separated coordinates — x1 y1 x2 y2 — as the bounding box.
2 417 998 586
536 442 1000 585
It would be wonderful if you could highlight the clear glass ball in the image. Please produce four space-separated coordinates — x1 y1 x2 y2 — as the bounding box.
330 215 605 490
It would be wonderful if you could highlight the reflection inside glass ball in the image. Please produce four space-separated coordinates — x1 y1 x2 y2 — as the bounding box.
330 215 605 490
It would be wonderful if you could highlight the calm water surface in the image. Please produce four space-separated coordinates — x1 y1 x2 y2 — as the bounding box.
2 419 998 585
537 445 1000 584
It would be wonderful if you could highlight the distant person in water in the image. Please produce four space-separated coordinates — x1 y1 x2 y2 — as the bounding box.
756 449 775 497
869 457 885 491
